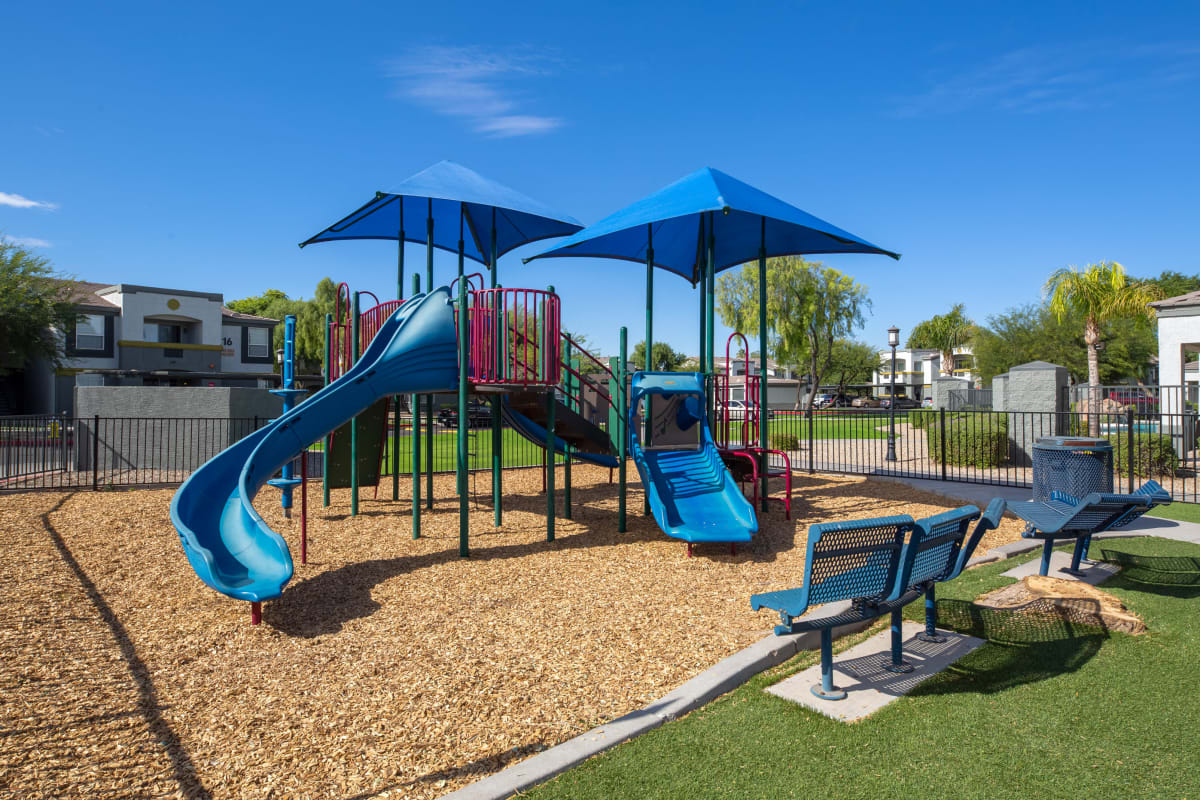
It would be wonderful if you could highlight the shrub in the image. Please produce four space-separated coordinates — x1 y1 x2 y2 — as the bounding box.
1106 433 1179 477
927 412 1008 468
909 409 937 429
772 432 800 451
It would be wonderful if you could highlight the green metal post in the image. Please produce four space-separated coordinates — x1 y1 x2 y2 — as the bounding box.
758 216 769 511
644 226 654 515
563 339 572 521
545 386 556 541
490 209 502 527
616 326 628 532
425 199 435 510
412 274 422 538
350 291 360 517
322 312 331 507
457 276 469 557
707 212 716 425
698 213 706 374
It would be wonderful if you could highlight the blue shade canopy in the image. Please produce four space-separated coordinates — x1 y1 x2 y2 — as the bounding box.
299 160 583 267
526 167 899 282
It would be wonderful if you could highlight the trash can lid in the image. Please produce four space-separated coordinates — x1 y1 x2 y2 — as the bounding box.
1033 436 1113 451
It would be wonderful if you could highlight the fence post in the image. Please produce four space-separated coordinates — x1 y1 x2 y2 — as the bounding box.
1126 406 1135 493
92 414 100 491
807 407 815 474
939 408 947 482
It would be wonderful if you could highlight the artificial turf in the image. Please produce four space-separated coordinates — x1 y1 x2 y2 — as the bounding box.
524 536 1200 800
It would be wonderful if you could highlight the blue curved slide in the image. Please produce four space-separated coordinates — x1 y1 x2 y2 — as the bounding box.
498 398 619 468
170 288 460 603
628 372 758 544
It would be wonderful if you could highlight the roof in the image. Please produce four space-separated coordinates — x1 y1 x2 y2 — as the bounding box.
1150 289 1200 309
57 280 120 311
221 308 279 323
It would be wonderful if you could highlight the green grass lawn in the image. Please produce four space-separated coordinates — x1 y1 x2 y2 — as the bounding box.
525 536 1200 800
767 415 895 441
1146 502 1200 524
377 428 563 473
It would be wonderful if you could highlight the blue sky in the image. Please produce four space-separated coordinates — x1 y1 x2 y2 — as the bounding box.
2 1 1198 357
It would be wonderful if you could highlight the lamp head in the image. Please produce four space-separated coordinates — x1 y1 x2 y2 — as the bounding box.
887 326 900 348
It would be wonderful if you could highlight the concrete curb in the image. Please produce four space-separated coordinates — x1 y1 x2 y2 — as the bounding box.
444 521 1179 799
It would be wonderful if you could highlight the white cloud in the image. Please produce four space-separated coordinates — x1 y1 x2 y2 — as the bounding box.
384 45 563 137
0 192 58 210
895 40 1200 116
4 236 52 248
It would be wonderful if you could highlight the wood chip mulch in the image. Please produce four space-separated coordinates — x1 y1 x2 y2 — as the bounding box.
0 465 1024 799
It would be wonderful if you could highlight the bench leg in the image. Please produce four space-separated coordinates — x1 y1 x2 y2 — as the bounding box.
1061 537 1088 577
1039 540 1054 576
916 586 946 643
882 608 914 674
810 628 847 701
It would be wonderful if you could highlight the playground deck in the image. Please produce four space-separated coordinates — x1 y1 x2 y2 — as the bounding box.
0 465 1025 799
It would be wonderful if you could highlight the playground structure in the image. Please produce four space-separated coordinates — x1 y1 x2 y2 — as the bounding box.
171 161 901 623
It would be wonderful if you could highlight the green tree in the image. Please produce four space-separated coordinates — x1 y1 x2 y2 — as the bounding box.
716 256 871 409
226 278 340 372
1045 261 1163 431
1146 270 1200 300
0 238 78 375
825 339 879 395
630 340 689 372
906 303 975 376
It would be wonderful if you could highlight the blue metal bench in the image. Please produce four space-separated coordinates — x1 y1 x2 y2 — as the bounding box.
1005 481 1171 577
750 503 1001 700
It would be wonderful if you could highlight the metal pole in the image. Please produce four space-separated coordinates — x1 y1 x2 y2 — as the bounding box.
887 342 898 462
491 209 502 527
697 215 706 374
323 313 331 506
707 211 717 382
412 274 422 539
394 212 404 502
426 198 435 511
644 225 653 516
300 447 308 564
617 327 628 532
457 275 469 558
350 291 360 516
758 217 769 510
546 385 556 542
563 339 573 521
92 414 99 491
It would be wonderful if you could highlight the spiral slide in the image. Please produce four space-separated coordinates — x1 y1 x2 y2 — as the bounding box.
170 288 460 603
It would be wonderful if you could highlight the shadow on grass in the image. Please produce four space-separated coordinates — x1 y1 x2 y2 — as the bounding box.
909 599 1109 697
1098 548 1200 591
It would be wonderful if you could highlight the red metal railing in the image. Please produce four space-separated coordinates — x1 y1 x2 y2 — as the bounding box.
714 332 761 449
359 299 404 353
467 288 561 387
330 282 352 380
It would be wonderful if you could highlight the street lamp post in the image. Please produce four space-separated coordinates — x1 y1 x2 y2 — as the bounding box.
886 326 899 462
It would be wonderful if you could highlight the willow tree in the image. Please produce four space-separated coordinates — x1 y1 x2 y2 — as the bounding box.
716 256 870 409
907 303 975 376
1045 261 1163 431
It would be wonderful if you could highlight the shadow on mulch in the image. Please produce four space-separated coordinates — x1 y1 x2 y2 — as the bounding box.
40 494 212 800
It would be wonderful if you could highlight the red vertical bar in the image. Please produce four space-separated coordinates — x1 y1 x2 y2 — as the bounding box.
251 602 262 625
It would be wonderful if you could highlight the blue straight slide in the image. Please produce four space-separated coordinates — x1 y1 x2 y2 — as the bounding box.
170 288 459 603
629 372 757 544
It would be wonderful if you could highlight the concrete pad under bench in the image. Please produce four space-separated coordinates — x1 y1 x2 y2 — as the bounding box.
1000 550 1119 585
766 622 985 722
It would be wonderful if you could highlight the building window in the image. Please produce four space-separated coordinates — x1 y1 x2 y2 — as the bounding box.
75 314 106 351
144 322 184 358
247 327 270 359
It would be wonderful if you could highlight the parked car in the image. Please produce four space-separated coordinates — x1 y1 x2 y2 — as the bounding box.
811 393 833 409
881 396 920 410
851 396 883 408
438 401 493 428
1106 388 1159 412
921 397 934 408
718 400 775 420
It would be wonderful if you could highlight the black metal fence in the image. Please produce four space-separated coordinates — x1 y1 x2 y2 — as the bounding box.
5 405 1198 504
0 409 559 493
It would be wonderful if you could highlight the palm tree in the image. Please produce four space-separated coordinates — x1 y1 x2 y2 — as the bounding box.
1045 261 1163 432
907 303 974 376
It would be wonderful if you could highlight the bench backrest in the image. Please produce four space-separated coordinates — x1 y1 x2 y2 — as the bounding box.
1049 490 1154 533
803 515 914 608
904 505 981 589
1109 480 1171 529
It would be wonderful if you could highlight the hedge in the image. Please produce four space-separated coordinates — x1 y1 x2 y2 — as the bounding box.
926 412 1008 468
1105 432 1179 477
771 432 800 451
909 409 938 429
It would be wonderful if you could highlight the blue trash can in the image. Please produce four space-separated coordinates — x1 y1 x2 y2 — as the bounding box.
1031 436 1113 502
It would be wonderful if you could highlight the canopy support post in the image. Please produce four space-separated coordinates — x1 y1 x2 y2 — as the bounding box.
350 291 360 517
643 224 654 516
490 209 502 528
706 212 716 428
425 200 434 511
412 274 422 539
322 313 331 508
617 326 628 532
393 207 404 502
457 274 469 558
758 216 769 512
